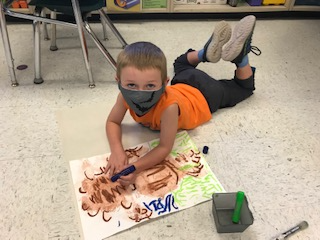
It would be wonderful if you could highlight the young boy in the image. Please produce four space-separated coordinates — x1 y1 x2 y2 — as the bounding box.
105 15 261 186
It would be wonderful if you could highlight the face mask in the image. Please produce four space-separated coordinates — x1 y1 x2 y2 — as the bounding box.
118 82 165 116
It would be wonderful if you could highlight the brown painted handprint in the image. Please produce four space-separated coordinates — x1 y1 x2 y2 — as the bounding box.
136 149 204 198
79 145 205 223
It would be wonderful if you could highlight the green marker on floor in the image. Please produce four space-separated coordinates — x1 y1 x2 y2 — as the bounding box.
232 191 245 224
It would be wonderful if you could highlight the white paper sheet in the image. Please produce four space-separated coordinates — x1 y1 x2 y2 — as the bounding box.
69 131 225 240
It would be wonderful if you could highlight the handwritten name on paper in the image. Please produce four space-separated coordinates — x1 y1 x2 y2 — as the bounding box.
143 194 178 215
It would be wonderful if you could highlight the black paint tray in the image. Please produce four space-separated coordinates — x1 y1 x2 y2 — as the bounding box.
212 192 254 233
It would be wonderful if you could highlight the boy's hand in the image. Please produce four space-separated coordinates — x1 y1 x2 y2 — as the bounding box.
105 150 128 177
117 167 137 186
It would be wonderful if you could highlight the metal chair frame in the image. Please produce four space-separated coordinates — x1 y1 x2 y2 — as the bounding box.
0 0 127 88
43 9 112 51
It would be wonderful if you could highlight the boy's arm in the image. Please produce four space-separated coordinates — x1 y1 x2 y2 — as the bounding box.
105 94 128 175
133 103 179 173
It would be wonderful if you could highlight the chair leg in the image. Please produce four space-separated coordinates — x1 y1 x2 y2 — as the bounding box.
71 0 95 88
98 9 127 48
50 11 58 51
0 1 19 86
83 21 116 70
33 8 44 84
100 12 108 41
41 9 50 41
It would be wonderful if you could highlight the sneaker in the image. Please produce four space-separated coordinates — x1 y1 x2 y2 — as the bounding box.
203 21 232 63
222 15 261 64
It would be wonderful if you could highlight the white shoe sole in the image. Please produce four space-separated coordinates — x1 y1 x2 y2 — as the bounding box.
206 21 232 63
222 15 256 62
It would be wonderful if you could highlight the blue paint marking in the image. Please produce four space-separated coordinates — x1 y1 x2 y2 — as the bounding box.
143 193 179 215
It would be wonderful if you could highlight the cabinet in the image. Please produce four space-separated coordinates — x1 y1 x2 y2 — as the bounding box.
107 0 320 13
8 0 320 14
289 0 320 11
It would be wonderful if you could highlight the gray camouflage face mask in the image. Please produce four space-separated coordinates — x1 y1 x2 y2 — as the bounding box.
118 82 165 116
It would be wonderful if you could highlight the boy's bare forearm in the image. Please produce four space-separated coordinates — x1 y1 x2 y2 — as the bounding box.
106 121 124 152
133 144 172 173
132 104 179 173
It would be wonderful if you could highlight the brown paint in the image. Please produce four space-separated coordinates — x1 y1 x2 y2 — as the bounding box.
79 146 205 223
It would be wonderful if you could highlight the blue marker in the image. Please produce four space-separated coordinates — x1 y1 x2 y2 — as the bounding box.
111 165 136 182
203 146 209 154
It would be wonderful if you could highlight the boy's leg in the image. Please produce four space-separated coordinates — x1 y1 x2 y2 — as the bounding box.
173 21 231 75
198 20 231 63
213 15 261 109
222 15 261 82
172 22 232 113
172 18 261 113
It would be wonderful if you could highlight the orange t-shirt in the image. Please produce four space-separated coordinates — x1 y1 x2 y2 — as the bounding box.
123 84 211 130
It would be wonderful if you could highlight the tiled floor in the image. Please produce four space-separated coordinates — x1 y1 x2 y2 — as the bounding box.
1 16 320 240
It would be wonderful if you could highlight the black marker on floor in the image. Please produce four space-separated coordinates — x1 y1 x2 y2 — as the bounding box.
111 165 136 182
273 221 308 240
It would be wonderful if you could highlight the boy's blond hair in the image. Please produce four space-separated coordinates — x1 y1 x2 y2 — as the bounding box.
116 42 167 83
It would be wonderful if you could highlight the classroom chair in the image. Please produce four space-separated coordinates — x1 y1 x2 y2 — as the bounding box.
0 0 127 88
